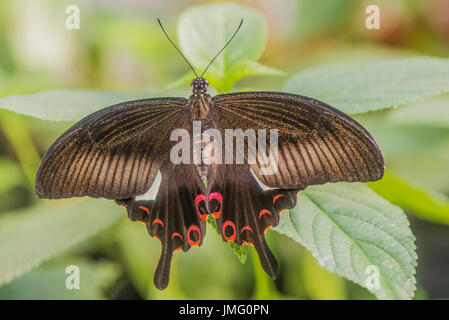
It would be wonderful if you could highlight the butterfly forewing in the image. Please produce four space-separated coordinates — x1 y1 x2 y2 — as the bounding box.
35 98 191 199
211 91 385 190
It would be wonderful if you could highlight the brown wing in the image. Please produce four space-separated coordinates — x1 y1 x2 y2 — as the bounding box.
35 97 191 199
117 163 206 290
212 91 385 189
208 163 299 278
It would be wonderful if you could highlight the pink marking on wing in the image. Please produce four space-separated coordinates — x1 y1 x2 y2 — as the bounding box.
209 192 222 202
209 192 223 219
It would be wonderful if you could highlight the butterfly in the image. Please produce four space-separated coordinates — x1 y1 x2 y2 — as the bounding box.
35 19 384 290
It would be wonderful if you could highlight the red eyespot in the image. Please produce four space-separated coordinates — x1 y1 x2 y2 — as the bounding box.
187 225 201 247
222 220 236 242
195 194 206 206
209 192 222 219
195 194 208 221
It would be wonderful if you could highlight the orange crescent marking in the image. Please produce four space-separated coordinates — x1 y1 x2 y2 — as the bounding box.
173 247 183 253
139 206 150 216
264 225 273 234
242 240 254 247
241 225 253 234
138 221 147 226
172 232 183 240
222 220 236 242
259 209 272 219
187 225 201 247
273 194 285 204
152 218 164 227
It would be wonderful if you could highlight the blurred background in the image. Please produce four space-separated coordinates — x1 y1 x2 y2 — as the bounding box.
0 0 448 299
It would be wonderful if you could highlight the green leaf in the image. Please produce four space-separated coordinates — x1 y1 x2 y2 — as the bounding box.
389 94 449 128
284 57 449 114
275 183 417 300
0 158 25 194
369 171 449 226
178 3 281 92
0 89 185 122
0 199 124 286
165 72 195 89
116 217 250 299
223 61 285 93
0 260 119 300
301 249 346 300
115 220 186 299
357 115 449 193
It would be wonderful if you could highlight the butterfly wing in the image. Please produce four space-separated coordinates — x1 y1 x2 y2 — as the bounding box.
117 162 206 290
212 91 385 189
208 163 299 278
35 97 191 200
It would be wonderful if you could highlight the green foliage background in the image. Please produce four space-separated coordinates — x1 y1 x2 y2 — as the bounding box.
0 0 449 300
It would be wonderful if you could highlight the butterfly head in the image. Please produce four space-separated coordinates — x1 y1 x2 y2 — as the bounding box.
191 78 209 96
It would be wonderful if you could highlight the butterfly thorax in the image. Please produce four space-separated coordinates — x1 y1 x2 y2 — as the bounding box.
190 78 212 120
189 78 216 181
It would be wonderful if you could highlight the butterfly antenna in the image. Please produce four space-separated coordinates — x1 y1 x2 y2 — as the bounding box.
200 19 243 78
158 18 198 78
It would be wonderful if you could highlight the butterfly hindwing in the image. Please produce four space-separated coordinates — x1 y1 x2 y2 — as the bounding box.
209 164 300 278
119 163 206 290
212 91 385 190
35 98 191 200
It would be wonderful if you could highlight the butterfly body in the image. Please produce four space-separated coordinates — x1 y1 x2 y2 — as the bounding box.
35 77 384 289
